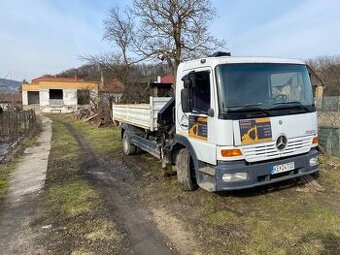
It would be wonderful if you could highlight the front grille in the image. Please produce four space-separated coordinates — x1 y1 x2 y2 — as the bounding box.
241 136 313 162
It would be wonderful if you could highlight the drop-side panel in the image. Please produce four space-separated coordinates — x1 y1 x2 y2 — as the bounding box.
112 97 170 131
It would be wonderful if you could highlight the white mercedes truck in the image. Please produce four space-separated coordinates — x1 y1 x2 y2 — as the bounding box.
113 52 319 192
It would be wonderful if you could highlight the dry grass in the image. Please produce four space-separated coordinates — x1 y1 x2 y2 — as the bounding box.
0 160 18 201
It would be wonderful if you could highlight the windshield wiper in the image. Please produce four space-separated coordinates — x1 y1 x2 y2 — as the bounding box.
228 104 270 116
273 101 310 111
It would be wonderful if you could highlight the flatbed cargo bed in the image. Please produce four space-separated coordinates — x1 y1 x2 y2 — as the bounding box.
112 97 171 131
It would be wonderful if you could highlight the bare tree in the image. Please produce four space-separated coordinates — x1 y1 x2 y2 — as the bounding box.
103 6 135 65
132 0 224 76
83 6 144 103
307 55 340 96
83 0 224 103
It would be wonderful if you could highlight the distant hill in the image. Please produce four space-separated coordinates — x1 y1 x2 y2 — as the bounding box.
0 78 21 92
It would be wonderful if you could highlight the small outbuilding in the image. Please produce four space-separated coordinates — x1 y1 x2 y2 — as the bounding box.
100 78 125 104
0 92 22 110
149 74 174 97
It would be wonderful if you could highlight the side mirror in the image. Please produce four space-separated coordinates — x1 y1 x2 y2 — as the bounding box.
182 71 196 88
181 88 192 112
183 76 192 88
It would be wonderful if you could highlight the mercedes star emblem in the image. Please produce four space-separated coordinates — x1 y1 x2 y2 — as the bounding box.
276 135 288 150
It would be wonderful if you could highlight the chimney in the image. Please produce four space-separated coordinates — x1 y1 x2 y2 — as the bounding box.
157 76 161 83
100 70 104 90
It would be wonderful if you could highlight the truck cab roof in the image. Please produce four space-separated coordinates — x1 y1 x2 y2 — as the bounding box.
178 56 306 71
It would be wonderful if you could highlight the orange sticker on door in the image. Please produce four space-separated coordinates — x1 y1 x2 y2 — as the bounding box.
189 116 208 140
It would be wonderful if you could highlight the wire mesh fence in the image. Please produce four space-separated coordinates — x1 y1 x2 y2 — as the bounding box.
0 109 37 142
316 97 340 157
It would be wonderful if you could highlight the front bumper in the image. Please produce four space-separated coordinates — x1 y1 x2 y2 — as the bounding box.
198 148 319 191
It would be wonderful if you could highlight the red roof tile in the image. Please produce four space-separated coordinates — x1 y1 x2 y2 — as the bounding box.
32 76 84 84
0 92 22 103
160 74 174 84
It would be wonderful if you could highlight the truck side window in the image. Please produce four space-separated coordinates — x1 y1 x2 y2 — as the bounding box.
192 71 210 113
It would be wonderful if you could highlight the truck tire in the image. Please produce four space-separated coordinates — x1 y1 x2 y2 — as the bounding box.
173 148 198 191
122 132 137 155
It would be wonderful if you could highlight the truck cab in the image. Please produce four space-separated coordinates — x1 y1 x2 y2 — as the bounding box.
172 55 319 191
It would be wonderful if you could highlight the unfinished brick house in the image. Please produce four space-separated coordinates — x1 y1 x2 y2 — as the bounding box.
22 76 98 113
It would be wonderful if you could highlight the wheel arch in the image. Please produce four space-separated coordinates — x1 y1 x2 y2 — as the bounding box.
120 123 130 140
171 134 199 173
120 123 143 140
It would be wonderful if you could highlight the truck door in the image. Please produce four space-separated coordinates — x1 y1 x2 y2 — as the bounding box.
177 69 217 165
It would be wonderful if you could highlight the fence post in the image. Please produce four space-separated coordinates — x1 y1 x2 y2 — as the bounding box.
23 112 26 133
0 112 3 138
7 112 11 137
15 112 18 140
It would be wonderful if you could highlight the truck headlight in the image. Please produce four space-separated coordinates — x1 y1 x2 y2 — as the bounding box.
309 157 319 167
222 173 248 182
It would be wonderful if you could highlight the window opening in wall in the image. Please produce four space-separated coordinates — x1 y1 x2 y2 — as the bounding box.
49 89 63 100
27 91 40 105
77 90 90 105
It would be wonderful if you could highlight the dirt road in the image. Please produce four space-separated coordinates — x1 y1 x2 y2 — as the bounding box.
63 122 177 255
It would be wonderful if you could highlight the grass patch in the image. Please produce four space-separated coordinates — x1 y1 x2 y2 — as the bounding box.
42 119 123 255
0 159 19 201
193 187 340 255
76 124 121 157
45 122 81 184
319 154 340 190
206 210 240 226
243 201 340 255
48 114 121 158
46 180 99 218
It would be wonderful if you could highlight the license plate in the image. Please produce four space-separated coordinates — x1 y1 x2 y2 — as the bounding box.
271 162 295 174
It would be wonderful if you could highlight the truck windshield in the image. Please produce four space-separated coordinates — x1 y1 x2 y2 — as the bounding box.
215 63 315 118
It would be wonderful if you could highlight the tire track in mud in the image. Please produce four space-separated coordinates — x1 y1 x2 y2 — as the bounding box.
63 122 177 255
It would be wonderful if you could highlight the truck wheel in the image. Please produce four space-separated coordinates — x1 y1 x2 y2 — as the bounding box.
173 148 198 191
122 132 137 155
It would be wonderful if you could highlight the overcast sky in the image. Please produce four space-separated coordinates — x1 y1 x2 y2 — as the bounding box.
0 0 339 81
